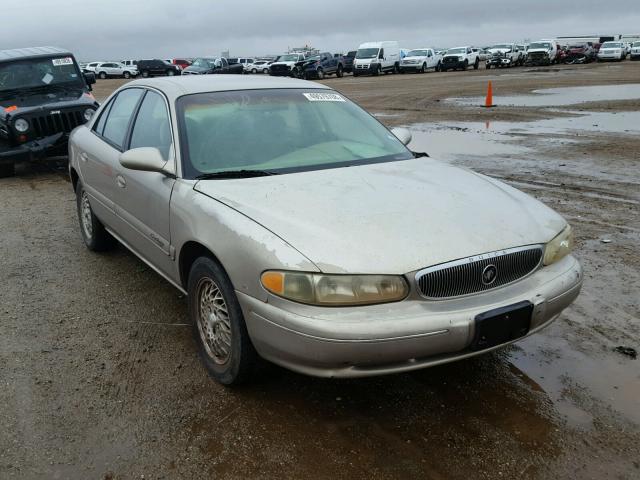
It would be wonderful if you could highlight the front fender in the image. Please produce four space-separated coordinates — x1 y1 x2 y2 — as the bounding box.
171 180 320 299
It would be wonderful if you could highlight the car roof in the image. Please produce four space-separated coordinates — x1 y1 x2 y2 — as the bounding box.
0 46 73 63
124 75 332 99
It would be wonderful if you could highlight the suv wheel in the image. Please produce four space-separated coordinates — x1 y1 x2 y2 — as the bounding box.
76 181 113 251
251 68 257 74
420 63 426 73
473 58 479 69
141 70 149 78
0 162 15 178
336 65 344 78
188 257 258 385
123 71 131 79
263 68 269 74
316 68 324 79
98 71 107 79
166 69 176 76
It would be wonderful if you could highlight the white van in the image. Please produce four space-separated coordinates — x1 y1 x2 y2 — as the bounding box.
353 41 401 76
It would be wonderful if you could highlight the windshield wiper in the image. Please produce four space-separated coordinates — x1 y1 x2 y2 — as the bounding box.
195 169 278 180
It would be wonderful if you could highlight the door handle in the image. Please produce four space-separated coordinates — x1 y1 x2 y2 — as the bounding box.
116 175 126 188
80 152 88 162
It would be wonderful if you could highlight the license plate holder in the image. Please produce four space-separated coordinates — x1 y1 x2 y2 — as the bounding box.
471 301 533 351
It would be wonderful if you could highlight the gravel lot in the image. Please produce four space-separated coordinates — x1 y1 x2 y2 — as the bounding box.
1 62 639 479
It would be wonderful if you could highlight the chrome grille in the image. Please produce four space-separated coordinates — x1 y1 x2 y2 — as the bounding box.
416 246 543 299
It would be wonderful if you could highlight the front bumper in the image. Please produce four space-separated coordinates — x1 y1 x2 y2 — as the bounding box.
353 63 380 75
239 254 582 378
598 53 621 60
441 59 466 69
0 133 65 164
487 57 512 66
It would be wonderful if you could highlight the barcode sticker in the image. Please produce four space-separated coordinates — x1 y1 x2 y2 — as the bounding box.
52 57 73 66
303 92 345 102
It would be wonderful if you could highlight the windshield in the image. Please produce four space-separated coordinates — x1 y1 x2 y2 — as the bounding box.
278 54 300 62
602 42 622 48
0 56 84 92
406 50 429 57
490 44 512 50
446 48 466 55
528 42 551 50
356 48 379 59
177 89 412 178
634 42 640 47
192 58 216 68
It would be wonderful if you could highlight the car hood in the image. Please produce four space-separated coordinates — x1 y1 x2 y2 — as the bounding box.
528 48 552 54
183 66 209 73
488 48 511 54
194 159 566 274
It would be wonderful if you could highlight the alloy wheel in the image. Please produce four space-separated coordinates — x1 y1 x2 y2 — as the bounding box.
196 277 232 365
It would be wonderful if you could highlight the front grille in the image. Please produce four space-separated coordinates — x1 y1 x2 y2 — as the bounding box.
30 110 86 138
416 246 543 299
443 57 458 64
270 64 290 73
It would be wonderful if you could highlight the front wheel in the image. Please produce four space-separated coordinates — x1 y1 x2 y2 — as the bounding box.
98 72 107 79
166 69 175 76
123 71 131 79
473 58 479 70
188 257 259 385
336 65 343 78
75 181 113 251
420 63 426 73
486 64 491 69
316 68 324 79
435 62 441 72
141 70 149 78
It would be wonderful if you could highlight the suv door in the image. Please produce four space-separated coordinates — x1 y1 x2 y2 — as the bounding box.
78 88 145 229
114 89 175 276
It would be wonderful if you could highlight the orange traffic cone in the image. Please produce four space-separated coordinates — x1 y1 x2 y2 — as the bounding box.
484 81 495 108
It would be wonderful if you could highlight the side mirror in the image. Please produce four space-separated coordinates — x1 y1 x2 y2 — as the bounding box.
119 147 168 173
83 72 96 89
391 127 412 146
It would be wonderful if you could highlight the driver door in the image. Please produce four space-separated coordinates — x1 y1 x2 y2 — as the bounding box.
113 89 176 277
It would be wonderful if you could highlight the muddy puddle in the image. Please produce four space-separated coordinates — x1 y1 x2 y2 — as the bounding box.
451 83 640 107
407 109 640 159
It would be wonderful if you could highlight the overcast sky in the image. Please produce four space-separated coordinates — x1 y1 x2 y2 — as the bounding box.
4 1 640 60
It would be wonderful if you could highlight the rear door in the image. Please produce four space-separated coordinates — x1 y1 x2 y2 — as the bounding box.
78 88 145 228
113 89 176 276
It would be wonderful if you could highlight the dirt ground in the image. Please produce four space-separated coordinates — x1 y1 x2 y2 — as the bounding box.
1 62 639 479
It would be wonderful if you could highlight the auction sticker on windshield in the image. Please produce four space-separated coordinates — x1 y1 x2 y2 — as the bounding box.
303 92 345 102
52 57 74 66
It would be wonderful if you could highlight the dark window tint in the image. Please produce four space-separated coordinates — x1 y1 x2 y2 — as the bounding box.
102 89 144 149
130 91 172 160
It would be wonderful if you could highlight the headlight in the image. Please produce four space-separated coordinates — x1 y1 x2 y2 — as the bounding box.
543 225 574 266
14 118 29 133
84 108 95 122
261 271 409 306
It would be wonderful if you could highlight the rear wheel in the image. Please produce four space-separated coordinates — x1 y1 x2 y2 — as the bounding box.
75 181 113 251
336 65 343 78
188 257 259 385
0 162 15 178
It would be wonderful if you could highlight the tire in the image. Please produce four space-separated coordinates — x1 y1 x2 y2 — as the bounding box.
141 70 149 78
263 68 268 74
435 62 441 72
316 68 324 79
123 71 130 79
464 60 469 70
336 65 343 78
188 256 258 385
252 68 257 74
374 65 381 76
166 69 175 76
473 58 479 70
420 63 426 73
0 162 15 178
75 181 113 252
98 71 107 79
486 64 491 69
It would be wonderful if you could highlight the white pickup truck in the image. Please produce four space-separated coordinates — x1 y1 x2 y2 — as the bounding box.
399 48 442 73
485 43 522 68
440 46 480 71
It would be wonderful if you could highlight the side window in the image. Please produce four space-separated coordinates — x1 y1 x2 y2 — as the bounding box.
101 89 144 149
379 49 384 58
94 99 114 136
129 91 172 160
